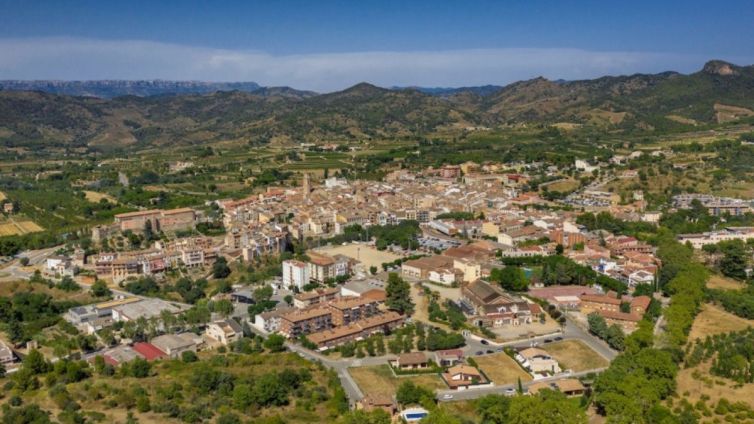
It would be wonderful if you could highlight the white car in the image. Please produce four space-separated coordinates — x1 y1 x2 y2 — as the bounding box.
442 394 454 400
504 388 516 397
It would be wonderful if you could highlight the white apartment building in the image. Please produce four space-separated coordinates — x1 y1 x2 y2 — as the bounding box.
283 260 310 290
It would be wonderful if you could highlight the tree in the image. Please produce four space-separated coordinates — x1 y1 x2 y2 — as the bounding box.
264 334 287 352
422 408 463 424
19 257 29 266
395 381 434 406
212 256 232 279
606 324 625 351
587 313 608 339
57 276 80 292
284 294 293 306
718 240 748 280
90 279 111 298
475 394 511 424
253 373 290 407
181 350 198 363
508 390 587 424
212 299 234 318
490 266 528 291
385 273 414 316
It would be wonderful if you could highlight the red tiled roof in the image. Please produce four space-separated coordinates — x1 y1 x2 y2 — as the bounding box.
133 342 167 361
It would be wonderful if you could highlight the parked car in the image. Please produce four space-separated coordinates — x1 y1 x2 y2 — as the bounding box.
480 339 489 345
544 339 553 344
486 350 494 354
442 394 454 400
504 388 516 397
476 351 484 356
554 336 563 341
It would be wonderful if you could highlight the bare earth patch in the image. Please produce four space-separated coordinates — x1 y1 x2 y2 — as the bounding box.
544 339 609 372
314 243 402 270
474 353 532 385
349 365 445 398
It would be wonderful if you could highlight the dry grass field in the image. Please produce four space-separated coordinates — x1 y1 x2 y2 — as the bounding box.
0 280 97 304
676 362 754 421
0 191 6 202
0 217 44 236
688 303 754 342
706 274 746 290
314 243 401 270
349 365 446 398
545 340 609 372
474 353 532 385
83 190 117 203
542 178 580 193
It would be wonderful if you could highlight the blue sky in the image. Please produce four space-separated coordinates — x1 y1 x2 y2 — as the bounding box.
0 0 753 91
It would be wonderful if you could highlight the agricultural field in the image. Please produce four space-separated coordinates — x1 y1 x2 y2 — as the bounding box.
348 365 446 398
0 216 44 236
543 340 609 372
474 353 532 386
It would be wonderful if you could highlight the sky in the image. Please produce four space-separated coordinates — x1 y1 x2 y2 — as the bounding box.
0 0 753 91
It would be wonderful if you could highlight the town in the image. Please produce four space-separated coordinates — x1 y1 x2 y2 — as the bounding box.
4 154 742 422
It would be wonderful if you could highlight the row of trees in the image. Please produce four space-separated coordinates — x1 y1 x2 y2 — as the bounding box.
587 313 626 351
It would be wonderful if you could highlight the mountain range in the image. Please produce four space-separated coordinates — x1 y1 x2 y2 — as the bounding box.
1 60 753 152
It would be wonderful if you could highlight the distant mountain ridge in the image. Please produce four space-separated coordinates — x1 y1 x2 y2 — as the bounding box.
1 60 753 152
0 80 270 98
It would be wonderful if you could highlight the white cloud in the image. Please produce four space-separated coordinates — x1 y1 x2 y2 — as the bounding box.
0 37 741 91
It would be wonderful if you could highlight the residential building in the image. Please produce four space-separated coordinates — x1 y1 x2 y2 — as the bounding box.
517 347 561 374
306 311 404 349
283 260 311 290
293 287 340 308
206 319 243 345
278 307 332 338
393 352 429 371
442 364 488 390
434 349 464 367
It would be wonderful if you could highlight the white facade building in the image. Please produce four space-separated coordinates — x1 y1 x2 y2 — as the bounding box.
282 260 310 290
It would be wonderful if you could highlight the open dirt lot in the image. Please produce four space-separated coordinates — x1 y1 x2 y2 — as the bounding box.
688 303 754 342
490 314 562 341
349 365 446 398
474 353 532 385
84 190 117 203
544 340 609 372
314 243 401 270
